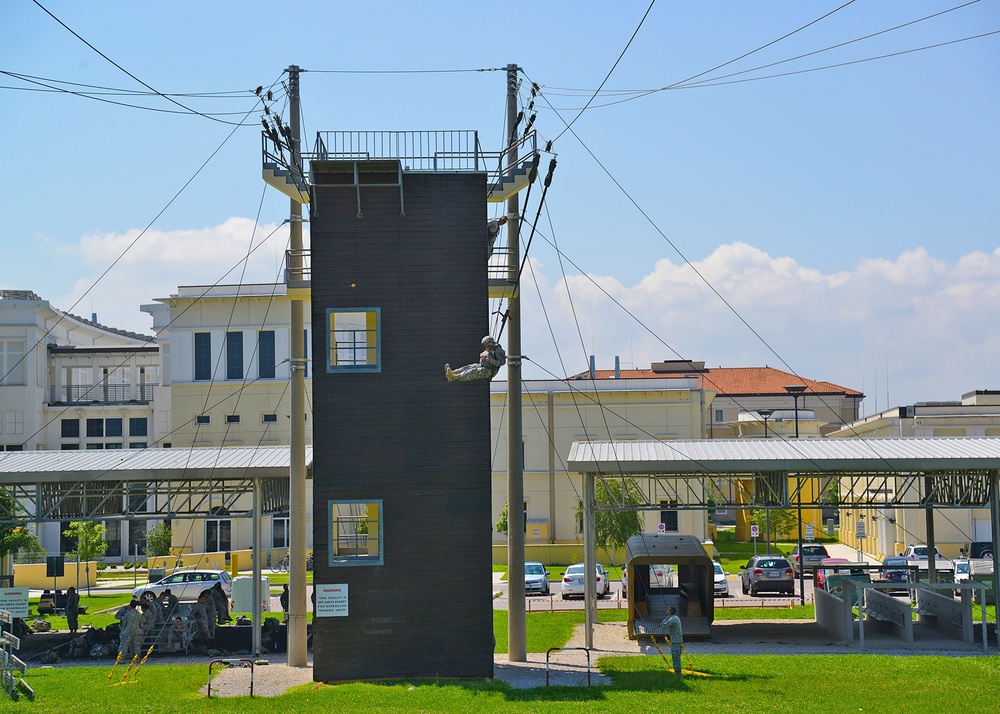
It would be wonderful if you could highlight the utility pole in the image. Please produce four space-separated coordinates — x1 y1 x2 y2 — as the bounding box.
504 62 526 663
286 64 309 668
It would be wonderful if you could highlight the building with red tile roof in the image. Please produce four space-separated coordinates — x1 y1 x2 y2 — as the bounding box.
570 359 864 438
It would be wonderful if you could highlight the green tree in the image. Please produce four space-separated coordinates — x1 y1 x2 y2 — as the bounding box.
63 521 108 595
576 478 645 565
1 494 37 574
14 532 46 564
145 523 173 559
749 508 798 544
495 500 509 535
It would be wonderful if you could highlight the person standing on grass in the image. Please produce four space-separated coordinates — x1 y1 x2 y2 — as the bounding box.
211 582 231 624
139 600 157 646
191 594 211 643
280 583 289 620
200 589 218 641
115 600 142 657
662 606 683 676
65 586 80 634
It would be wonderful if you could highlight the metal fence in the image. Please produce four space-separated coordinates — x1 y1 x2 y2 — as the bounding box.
51 383 158 404
310 130 486 172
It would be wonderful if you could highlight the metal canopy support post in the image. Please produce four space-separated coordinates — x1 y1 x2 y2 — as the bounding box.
548 391 556 544
991 470 1000 651
797 476 805 606
925 477 936 585
252 478 261 655
584 472 596 649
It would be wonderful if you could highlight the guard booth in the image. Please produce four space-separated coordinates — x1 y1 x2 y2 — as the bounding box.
625 534 714 640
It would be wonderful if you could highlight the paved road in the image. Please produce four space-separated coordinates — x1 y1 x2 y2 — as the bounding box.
493 573 815 611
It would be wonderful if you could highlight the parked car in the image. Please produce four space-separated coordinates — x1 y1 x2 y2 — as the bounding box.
954 558 971 584
524 561 550 595
814 558 869 603
132 569 232 603
713 560 729 597
560 563 609 599
621 564 672 598
813 558 849 592
789 543 830 577
879 556 911 593
739 556 794 596
962 542 994 559
902 544 942 560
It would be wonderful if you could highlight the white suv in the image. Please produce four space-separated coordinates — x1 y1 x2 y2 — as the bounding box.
132 569 232 603
902 544 942 559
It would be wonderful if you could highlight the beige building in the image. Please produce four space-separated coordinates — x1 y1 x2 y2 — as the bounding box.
490 360 863 558
827 391 1000 559
141 284 314 556
491 374 712 551
0 289 158 560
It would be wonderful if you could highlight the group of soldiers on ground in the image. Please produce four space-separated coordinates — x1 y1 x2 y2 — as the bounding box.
114 582 231 656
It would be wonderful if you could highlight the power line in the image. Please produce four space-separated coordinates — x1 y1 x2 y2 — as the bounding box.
0 74 268 119
0 70 266 97
535 1 988 110
674 29 1000 90
673 0 984 88
551 0 656 144
32 0 256 126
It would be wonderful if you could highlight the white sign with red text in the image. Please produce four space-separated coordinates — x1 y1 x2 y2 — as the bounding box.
0 588 29 618
314 583 349 617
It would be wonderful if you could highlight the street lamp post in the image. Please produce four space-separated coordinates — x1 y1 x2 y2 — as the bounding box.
784 385 806 438
757 409 774 554
757 409 774 439
784 385 808 605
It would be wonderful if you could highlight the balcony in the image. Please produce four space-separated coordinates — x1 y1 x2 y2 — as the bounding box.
49 383 158 405
262 129 539 206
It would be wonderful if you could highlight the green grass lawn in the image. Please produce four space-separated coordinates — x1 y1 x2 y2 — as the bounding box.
28 593 134 631
256 571 314 585
13 654 1000 713
12 596 1000 712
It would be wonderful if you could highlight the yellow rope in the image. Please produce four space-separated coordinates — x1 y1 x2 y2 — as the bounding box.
117 654 138 684
131 644 155 681
105 652 122 686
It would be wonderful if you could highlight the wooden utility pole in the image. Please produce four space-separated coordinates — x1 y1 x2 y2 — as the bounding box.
286 64 309 668
504 62 526 662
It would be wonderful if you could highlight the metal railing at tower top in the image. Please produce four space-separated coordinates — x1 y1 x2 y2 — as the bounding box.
309 130 483 172
307 130 538 177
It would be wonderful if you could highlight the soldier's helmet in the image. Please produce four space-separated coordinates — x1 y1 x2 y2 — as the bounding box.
482 336 496 347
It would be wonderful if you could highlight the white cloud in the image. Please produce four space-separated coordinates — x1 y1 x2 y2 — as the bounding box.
50 220 999 413
519 242 1000 411
56 218 291 334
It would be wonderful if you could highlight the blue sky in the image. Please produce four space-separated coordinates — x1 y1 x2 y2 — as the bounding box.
3 1 998 415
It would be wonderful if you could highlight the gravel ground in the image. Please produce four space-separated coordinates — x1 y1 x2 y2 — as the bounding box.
201 657 315 698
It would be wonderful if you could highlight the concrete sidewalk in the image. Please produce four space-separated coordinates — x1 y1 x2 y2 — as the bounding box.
824 542 881 564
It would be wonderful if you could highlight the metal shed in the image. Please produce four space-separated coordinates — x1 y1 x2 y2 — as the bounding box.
624 534 714 640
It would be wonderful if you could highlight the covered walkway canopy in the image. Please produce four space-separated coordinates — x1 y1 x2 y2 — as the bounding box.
0 446 313 522
567 438 1000 647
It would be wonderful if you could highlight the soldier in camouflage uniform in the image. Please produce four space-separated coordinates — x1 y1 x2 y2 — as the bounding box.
445 336 506 382
211 582 231 624
115 600 143 657
201 589 217 640
190 594 211 643
139 601 157 648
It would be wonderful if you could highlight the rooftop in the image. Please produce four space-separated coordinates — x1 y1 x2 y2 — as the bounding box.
570 363 863 398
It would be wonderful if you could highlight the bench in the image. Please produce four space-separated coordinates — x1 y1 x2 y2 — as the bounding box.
34 601 88 616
